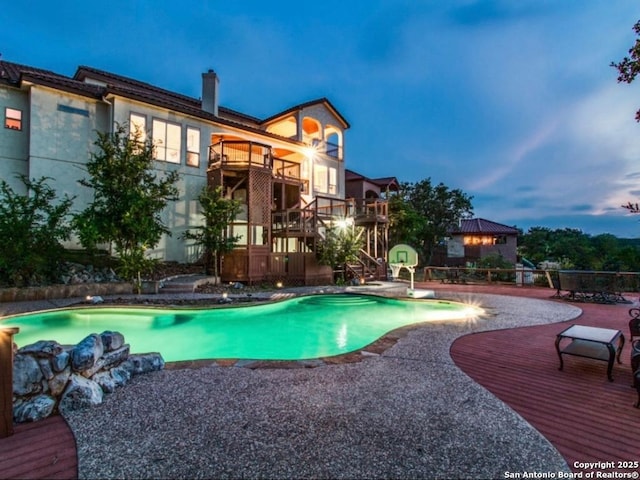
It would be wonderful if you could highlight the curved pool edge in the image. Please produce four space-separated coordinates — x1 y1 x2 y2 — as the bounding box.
0 289 482 368
64 290 575 479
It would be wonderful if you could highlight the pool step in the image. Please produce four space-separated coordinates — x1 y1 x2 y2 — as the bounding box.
299 295 381 307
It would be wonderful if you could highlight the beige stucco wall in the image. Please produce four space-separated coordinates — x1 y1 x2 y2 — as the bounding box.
0 86 30 192
111 97 211 263
2 79 349 264
28 86 107 207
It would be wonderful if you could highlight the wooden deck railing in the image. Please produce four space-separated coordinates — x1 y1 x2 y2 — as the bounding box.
422 267 640 301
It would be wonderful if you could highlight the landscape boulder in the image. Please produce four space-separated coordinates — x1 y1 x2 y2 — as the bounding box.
12 331 164 422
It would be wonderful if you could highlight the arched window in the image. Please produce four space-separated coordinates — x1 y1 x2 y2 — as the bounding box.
325 128 342 159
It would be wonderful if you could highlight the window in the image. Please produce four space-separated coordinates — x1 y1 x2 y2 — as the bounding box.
129 113 146 142
463 235 508 246
329 167 337 194
314 165 328 193
5 107 22 130
152 119 181 163
186 127 200 167
314 165 338 194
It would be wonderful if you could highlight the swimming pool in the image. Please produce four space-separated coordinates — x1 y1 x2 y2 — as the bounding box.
3 294 482 362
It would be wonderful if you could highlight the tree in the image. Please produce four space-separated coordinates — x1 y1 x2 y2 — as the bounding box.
612 20 640 214
316 224 364 283
517 226 553 266
517 227 640 271
74 124 180 291
389 179 473 265
0 176 74 286
181 186 241 278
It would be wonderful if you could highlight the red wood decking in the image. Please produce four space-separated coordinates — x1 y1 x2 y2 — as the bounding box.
0 283 638 479
0 415 77 479
443 283 640 476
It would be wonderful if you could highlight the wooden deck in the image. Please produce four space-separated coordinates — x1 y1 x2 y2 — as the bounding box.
442 283 640 476
0 283 638 479
0 415 77 479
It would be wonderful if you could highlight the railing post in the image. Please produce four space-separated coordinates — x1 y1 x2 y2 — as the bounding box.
1 327 19 438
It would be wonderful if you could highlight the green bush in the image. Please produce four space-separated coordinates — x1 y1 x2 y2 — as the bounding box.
0 176 74 287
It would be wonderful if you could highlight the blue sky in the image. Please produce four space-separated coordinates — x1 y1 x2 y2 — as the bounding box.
3 1 640 237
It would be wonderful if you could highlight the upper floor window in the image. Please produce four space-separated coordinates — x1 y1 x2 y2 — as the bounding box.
186 127 200 167
129 113 146 142
152 118 180 163
314 165 338 195
5 107 22 130
329 167 337 195
314 165 328 193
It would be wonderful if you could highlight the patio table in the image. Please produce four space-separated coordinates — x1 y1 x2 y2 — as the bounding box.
555 324 624 381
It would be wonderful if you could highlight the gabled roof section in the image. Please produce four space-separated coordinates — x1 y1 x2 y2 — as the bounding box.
75 65 200 108
75 65 263 125
452 218 519 235
0 60 104 98
1 59 345 145
345 169 399 191
262 97 350 129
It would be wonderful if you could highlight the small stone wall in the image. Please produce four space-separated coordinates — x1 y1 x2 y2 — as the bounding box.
12 331 164 423
0 282 133 303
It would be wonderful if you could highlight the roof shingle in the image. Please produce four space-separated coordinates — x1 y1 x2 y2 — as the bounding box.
452 218 519 235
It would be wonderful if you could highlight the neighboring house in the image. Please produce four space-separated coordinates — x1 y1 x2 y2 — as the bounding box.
345 169 399 261
0 60 389 285
443 218 519 266
345 169 398 200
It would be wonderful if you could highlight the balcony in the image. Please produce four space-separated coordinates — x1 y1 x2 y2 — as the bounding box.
273 157 300 181
208 141 272 170
301 136 343 160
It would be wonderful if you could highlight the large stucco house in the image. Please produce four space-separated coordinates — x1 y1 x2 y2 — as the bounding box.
0 60 391 284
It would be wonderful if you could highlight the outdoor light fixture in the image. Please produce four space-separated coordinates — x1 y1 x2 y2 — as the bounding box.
276 281 283 288
335 217 354 229
218 292 232 304
302 146 318 159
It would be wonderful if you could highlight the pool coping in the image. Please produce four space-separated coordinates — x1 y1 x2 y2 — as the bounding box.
62 289 581 479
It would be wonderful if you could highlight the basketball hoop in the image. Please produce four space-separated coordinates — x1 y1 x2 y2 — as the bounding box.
389 263 404 280
388 244 419 293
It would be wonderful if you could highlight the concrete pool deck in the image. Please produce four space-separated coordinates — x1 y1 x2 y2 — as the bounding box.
30 285 583 479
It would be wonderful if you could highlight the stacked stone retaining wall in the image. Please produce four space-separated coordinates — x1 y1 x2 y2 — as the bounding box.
0 282 133 303
13 331 163 422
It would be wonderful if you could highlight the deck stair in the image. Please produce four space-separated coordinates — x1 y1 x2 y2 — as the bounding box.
272 196 388 282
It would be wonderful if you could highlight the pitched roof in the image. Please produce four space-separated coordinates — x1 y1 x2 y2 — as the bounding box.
345 169 399 191
0 60 104 98
0 60 347 141
452 218 519 235
262 97 350 129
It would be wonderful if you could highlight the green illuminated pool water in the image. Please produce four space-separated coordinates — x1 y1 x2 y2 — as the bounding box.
3 294 481 362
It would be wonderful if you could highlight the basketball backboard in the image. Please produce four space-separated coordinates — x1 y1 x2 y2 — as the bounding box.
388 244 418 267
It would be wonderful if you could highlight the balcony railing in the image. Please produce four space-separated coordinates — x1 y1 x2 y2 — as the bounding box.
208 141 272 169
273 157 300 181
326 141 341 159
300 136 343 160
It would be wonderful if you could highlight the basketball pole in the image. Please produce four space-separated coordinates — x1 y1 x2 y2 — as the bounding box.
407 266 415 291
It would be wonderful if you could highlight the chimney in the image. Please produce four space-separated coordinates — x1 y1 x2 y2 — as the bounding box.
202 69 219 116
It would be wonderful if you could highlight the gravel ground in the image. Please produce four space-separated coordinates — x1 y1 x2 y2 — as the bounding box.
62 292 581 479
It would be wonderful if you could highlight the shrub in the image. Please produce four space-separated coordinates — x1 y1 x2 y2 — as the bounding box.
0 176 74 287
